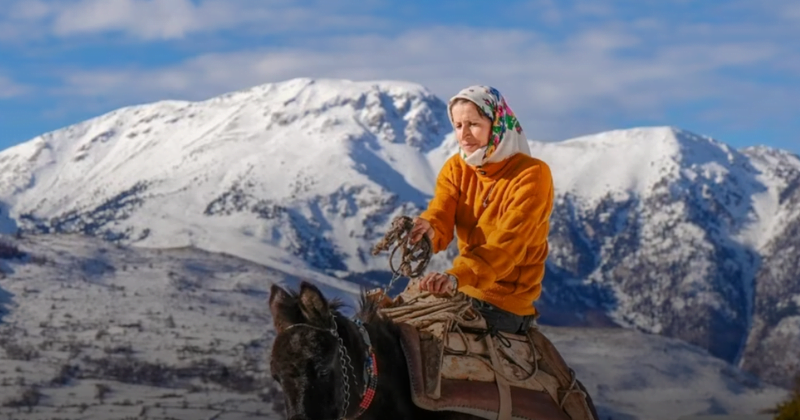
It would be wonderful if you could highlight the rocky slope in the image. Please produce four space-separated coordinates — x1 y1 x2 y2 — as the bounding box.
0 233 789 419
0 77 797 388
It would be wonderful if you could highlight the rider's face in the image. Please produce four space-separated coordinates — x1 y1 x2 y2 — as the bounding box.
451 101 492 155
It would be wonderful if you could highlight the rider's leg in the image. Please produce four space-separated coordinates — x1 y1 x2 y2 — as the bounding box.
470 298 534 334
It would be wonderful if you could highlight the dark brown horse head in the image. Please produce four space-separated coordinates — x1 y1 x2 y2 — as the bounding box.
268 281 361 420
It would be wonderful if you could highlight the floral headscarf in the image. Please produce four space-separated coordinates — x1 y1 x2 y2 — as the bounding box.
448 85 531 167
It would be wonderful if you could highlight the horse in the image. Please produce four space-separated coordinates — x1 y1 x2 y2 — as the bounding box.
268 280 599 420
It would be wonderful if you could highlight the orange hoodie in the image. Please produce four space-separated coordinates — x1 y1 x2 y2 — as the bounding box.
420 152 554 316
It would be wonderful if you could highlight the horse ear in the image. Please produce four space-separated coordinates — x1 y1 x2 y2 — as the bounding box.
298 281 330 326
269 283 305 333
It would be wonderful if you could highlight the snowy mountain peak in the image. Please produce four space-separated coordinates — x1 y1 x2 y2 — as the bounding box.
741 144 800 183
555 125 744 165
205 77 451 150
528 126 756 204
0 77 454 276
0 77 452 206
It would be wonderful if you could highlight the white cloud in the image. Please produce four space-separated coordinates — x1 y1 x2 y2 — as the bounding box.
1 0 387 41
783 2 800 20
46 24 794 141
3 0 797 142
523 0 564 25
0 74 27 99
572 1 615 17
9 0 52 20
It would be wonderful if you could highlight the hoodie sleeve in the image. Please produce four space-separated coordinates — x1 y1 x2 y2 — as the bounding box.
445 163 553 289
419 157 460 253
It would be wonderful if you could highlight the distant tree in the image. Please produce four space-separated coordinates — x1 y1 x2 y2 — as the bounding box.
0 240 24 259
94 383 111 402
773 371 800 420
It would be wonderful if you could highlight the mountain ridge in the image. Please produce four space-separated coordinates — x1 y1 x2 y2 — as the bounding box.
0 77 798 388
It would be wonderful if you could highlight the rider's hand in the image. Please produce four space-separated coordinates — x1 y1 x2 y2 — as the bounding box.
418 272 457 296
409 217 434 244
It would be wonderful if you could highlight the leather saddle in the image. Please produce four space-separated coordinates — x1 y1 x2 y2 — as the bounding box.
368 280 598 420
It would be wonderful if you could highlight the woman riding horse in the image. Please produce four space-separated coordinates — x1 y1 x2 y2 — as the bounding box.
410 85 554 335
266 87 599 420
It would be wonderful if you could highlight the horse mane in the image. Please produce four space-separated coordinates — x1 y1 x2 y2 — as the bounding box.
356 291 382 323
353 290 402 338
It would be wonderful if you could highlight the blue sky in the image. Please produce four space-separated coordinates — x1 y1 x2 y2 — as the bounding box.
1 0 799 153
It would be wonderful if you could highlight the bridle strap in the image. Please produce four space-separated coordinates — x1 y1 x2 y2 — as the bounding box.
280 315 378 419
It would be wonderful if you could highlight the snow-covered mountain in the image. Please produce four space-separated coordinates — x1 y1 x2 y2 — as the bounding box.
0 77 797 389
737 146 800 386
0 78 447 277
0 233 789 419
529 129 800 389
